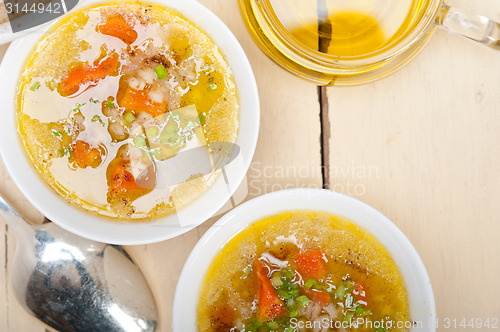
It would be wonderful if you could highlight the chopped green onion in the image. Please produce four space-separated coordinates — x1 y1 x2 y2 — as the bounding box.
58 147 71 157
89 97 100 103
30 81 40 91
51 130 61 137
362 309 372 316
345 281 355 292
242 265 252 278
199 112 206 125
314 283 329 290
155 64 168 80
355 306 364 314
335 285 347 299
270 273 283 288
73 103 85 111
283 268 293 281
242 321 260 332
91 115 105 127
105 97 115 109
133 136 146 147
286 299 294 308
146 126 159 138
304 279 316 289
266 321 279 329
123 110 136 123
284 327 294 332
375 328 387 332
207 83 217 92
202 64 214 74
289 308 300 318
278 289 292 300
295 295 311 307
346 294 355 308
343 312 354 323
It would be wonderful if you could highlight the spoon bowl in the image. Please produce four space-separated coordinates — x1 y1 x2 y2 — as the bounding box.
0 195 158 332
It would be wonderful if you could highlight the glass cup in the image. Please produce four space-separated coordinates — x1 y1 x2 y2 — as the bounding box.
239 0 500 86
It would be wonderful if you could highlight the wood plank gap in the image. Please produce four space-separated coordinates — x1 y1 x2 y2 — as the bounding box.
4 224 9 329
317 0 331 189
4 224 7 270
318 87 330 189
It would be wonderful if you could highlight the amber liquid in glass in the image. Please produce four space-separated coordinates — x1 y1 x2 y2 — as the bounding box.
246 0 424 56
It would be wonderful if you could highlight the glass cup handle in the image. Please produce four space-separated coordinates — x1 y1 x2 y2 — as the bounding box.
437 4 500 50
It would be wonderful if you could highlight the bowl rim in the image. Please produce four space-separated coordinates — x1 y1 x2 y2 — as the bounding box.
173 188 436 331
0 0 260 245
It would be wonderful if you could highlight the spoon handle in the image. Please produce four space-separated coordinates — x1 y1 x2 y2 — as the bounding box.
0 194 32 238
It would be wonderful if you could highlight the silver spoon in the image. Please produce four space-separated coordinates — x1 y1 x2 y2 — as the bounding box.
0 194 158 332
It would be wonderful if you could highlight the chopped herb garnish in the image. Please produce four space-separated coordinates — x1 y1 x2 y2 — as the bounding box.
155 64 168 80
105 97 115 109
355 305 365 314
30 81 40 91
123 110 136 123
296 295 311 307
89 97 100 103
283 268 293 280
199 112 206 125
271 273 283 288
207 83 217 92
242 265 252 278
58 147 71 157
284 327 294 332
343 312 354 323
304 279 316 289
51 130 61 138
289 308 300 318
91 115 105 127
335 285 347 299
278 289 292 300
202 64 214 74
375 328 387 332
266 321 279 329
346 294 355 308
73 103 86 111
133 136 146 148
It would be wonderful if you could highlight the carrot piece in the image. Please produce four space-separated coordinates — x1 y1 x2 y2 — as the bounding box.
59 53 119 96
70 140 102 168
294 249 326 279
216 307 234 326
353 282 367 303
118 87 167 117
304 288 330 305
255 259 284 321
98 14 138 45
108 161 143 195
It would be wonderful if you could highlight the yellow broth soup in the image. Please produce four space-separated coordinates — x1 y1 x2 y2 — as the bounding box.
16 1 239 220
198 211 410 332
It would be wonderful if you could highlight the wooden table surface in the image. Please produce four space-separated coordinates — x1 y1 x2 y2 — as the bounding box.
1 0 500 331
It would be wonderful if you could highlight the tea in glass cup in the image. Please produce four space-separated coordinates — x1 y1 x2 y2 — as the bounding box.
240 0 500 85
